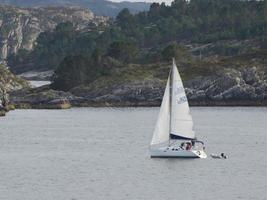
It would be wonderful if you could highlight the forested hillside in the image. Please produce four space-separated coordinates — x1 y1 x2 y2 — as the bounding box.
9 0 267 73
7 0 267 106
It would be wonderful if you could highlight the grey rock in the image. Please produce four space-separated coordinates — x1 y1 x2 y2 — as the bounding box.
0 63 28 114
0 5 108 61
70 79 164 106
186 67 267 104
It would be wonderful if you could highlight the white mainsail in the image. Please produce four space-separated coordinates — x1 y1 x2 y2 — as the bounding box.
170 60 195 140
151 59 195 147
150 77 170 146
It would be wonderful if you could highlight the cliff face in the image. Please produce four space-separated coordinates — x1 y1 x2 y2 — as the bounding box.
0 5 108 61
0 0 150 17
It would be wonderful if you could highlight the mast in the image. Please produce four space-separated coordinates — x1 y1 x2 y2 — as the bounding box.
168 59 174 146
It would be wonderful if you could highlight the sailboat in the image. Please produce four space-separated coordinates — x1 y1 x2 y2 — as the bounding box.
150 59 207 158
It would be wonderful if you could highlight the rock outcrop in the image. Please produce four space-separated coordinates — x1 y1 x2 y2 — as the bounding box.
0 89 8 116
0 63 28 115
0 5 108 61
186 67 267 106
10 85 76 109
69 79 164 107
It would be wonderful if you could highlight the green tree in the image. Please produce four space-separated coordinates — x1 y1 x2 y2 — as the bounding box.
161 43 191 62
51 56 89 91
116 8 136 30
107 41 138 63
51 54 111 91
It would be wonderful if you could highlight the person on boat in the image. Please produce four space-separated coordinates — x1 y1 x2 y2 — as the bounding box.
186 142 192 150
210 153 228 159
221 153 227 159
180 142 185 149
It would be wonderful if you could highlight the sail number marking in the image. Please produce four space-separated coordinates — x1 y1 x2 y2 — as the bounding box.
177 96 187 104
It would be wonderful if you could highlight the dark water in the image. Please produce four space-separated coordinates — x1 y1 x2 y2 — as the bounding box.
0 107 266 200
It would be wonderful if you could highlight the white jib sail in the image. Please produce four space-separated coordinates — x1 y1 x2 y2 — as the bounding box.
150 76 170 146
170 60 195 139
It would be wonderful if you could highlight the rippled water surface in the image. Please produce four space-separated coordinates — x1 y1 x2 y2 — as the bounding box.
0 107 266 200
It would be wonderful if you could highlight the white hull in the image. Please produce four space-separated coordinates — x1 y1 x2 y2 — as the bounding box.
150 147 207 159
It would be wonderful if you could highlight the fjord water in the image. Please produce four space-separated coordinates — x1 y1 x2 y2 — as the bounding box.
0 107 266 200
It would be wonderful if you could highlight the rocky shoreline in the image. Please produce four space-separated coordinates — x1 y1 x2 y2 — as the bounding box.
9 65 267 109
9 94 267 110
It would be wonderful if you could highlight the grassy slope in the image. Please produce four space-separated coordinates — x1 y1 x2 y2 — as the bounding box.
70 62 169 95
